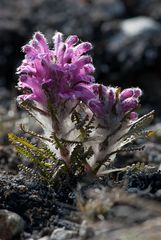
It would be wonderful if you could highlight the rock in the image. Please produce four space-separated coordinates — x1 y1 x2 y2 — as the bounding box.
50 228 77 240
100 16 161 107
39 236 50 240
91 217 161 240
79 220 95 239
102 17 161 55
77 187 161 240
102 17 161 72
127 171 161 199
130 141 161 166
0 173 56 232
0 172 78 234
0 209 24 240
110 205 154 224
120 17 161 36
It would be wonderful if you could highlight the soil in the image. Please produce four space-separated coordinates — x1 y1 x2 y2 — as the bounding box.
1 0 161 240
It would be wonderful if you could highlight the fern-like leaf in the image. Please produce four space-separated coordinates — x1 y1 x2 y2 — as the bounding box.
8 132 66 183
120 111 154 142
97 162 156 177
70 144 94 175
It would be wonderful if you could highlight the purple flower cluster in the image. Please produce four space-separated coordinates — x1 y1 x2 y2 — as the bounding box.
17 32 142 121
17 32 95 106
86 84 142 121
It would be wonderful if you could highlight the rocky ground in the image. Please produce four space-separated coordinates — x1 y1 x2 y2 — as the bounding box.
1 0 161 239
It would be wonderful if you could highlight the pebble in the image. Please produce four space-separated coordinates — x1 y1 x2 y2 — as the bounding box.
0 209 25 240
38 236 50 240
121 17 161 36
50 227 77 240
103 17 161 53
79 220 94 239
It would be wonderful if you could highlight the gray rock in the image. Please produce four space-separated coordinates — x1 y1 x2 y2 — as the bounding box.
50 227 77 240
103 17 161 52
0 209 25 240
79 220 94 239
91 217 161 240
121 17 161 37
39 236 50 240
100 15 161 98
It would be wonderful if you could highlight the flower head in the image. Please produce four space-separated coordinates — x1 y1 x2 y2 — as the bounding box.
85 84 142 122
116 87 142 120
17 32 95 106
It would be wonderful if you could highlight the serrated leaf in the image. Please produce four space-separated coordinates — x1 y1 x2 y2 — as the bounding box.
20 101 46 127
97 162 146 176
8 133 37 150
20 124 54 144
125 111 154 138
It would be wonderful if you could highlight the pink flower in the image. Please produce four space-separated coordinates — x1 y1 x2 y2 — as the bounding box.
116 88 142 119
85 84 142 121
86 84 116 116
17 31 142 123
17 32 95 106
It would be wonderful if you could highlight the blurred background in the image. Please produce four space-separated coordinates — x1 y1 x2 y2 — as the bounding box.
1 0 161 112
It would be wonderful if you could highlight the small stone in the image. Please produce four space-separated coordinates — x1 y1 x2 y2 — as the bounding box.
156 189 161 197
121 17 161 37
50 228 77 240
0 209 25 240
103 17 161 53
79 220 94 239
38 236 50 240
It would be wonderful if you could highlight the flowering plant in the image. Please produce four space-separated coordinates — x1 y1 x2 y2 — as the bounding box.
9 32 154 182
